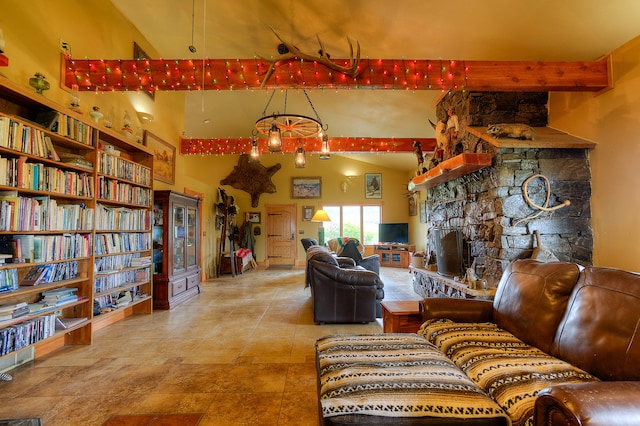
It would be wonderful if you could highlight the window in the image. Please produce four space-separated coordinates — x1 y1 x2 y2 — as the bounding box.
322 204 382 245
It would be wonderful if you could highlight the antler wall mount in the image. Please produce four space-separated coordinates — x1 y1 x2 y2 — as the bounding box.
257 27 360 88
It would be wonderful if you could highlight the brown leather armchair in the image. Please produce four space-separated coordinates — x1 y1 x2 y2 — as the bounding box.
306 246 384 324
309 261 384 324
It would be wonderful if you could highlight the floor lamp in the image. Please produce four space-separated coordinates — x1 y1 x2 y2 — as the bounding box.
311 209 331 246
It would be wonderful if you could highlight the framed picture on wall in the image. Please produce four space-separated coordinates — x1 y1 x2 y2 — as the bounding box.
409 195 417 216
302 205 314 221
292 177 322 199
144 131 175 184
133 42 155 101
248 212 261 224
365 173 382 199
419 200 428 223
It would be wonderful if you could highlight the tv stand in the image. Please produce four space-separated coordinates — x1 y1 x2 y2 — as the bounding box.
374 244 416 268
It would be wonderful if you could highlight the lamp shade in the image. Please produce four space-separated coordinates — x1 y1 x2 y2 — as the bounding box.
311 209 331 222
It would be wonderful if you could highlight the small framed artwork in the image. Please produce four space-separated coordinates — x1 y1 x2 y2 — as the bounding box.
133 42 155 101
145 131 176 184
302 205 314 221
365 173 382 199
248 212 261 224
409 196 417 216
292 177 322 199
419 201 428 223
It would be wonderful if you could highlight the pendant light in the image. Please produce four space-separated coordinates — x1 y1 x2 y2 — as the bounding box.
294 146 306 168
319 134 331 160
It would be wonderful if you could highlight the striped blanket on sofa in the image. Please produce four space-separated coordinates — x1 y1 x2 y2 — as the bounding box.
316 334 510 423
419 319 599 426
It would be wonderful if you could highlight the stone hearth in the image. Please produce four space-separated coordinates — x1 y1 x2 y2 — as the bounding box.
424 91 593 286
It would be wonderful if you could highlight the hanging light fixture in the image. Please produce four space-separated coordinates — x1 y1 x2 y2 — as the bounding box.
294 146 306 168
249 138 260 162
254 89 328 156
319 133 331 160
267 122 282 152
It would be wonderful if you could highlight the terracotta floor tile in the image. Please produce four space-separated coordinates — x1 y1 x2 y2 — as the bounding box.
0 267 416 425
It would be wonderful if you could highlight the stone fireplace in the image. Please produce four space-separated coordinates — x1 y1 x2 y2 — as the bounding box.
422 91 593 287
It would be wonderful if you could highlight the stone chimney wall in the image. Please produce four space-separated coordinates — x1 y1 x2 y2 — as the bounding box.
426 92 593 286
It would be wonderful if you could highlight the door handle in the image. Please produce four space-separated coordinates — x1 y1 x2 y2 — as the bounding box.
291 233 294 240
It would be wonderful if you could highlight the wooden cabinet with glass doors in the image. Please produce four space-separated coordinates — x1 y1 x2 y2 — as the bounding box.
152 190 201 309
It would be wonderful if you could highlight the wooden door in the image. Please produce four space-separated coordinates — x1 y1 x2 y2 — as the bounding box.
265 204 296 266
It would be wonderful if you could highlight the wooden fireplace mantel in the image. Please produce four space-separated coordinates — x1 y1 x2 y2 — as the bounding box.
408 153 492 191
409 126 596 191
466 126 597 149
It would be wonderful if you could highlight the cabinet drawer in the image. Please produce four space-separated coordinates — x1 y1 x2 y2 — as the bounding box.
171 278 187 297
187 274 199 290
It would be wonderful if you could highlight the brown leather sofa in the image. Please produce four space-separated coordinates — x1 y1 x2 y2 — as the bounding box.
420 259 640 426
315 259 640 425
306 245 384 324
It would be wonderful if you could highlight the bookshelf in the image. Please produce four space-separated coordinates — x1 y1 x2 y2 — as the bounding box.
0 74 154 371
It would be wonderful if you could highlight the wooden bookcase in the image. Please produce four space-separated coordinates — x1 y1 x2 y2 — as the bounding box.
374 244 416 268
0 75 153 371
152 190 201 309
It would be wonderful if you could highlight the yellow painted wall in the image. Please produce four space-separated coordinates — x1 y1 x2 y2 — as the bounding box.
4 1 638 275
185 153 411 268
549 35 640 272
2 1 413 275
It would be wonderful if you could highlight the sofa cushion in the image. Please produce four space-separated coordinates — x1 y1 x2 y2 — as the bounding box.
492 259 580 353
306 245 339 267
552 266 640 381
420 319 598 426
316 333 510 424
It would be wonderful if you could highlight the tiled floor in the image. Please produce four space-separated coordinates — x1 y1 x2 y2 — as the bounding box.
0 266 419 425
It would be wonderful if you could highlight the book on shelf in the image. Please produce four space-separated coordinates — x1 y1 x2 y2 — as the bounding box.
55 316 87 330
0 301 29 322
19 264 53 286
40 286 79 307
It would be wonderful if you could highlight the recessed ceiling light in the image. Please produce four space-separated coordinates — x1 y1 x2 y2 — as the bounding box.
203 119 211 124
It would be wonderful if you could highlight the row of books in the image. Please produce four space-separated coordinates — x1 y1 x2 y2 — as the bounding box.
39 287 79 308
0 192 94 232
33 109 94 145
97 176 152 206
97 151 152 186
0 268 18 293
0 313 57 356
95 203 152 231
0 116 61 161
94 269 149 294
0 155 94 196
3 233 91 263
94 232 151 256
19 261 79 286
0 301 29 323
94 286 143 312
95 253 149 273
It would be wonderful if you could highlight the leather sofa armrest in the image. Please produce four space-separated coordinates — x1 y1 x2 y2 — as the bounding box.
359 254 380 275
421 298 494 323
535 382 640 426
335 256 356 268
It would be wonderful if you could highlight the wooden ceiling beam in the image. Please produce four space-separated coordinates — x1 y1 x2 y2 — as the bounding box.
64 56 611 93
180 137 436 155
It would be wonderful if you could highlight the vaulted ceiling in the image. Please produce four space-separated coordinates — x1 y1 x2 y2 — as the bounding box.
109 0 640 170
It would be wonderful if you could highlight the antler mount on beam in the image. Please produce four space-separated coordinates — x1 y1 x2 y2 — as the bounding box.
258 28 361 87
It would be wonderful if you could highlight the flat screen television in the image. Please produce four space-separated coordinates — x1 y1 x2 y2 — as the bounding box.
378 223 409 244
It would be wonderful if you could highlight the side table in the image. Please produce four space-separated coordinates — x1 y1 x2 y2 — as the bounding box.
381 300 423 333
